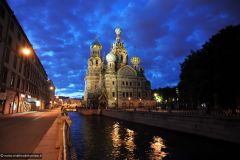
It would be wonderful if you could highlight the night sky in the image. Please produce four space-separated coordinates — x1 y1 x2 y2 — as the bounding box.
8 0 240 98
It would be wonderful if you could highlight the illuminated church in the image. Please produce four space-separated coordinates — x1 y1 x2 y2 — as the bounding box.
84 27 155 108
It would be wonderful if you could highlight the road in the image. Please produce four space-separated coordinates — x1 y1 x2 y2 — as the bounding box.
0 109 59 153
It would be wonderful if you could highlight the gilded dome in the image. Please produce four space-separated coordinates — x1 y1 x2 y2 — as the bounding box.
131 56 140 65
106 52 116 62
91 39 102 50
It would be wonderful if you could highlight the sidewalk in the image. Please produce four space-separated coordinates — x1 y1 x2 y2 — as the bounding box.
32 109 60 160
0 111 37 119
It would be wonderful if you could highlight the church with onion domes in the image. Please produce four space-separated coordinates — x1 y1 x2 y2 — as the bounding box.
84 27 155 108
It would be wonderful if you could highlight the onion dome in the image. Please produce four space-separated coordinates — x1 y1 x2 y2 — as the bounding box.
131 56 141 66
106 52 116 62
91 39 102 50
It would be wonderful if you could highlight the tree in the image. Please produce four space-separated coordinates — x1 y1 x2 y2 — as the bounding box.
179 25 240 110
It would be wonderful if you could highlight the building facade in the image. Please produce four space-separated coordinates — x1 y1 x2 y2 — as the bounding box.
0 0 53 114
84 27 155 108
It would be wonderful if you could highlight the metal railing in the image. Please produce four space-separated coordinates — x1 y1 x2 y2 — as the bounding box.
57 110 77 160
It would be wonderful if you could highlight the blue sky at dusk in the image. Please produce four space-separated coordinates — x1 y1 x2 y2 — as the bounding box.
8 0 240 98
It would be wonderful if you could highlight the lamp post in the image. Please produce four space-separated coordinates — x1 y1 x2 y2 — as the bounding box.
139 98 142 108
49 86 54 109
128 97 131 109
114 97 117 109
17 47 31 113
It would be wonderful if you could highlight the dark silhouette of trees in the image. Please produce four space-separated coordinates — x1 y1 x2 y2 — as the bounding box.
178 25 240 110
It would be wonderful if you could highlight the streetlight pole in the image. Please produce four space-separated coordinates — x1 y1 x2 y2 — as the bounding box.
128 97 131 109
17 47 31 113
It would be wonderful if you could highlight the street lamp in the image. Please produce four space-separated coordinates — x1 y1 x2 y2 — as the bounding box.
128 97 131 109
49 86 54 90
17 47 32 113
114 97 117 108
22 47 31 56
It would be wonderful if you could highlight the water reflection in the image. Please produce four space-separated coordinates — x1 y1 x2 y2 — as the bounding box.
150 136 167 159
111 122 121 157
124 128 136 152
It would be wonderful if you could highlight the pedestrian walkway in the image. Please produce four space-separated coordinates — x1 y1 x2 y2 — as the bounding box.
32 114 60 160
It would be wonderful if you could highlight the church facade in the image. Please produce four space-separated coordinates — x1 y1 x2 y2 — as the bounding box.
84 27 155 108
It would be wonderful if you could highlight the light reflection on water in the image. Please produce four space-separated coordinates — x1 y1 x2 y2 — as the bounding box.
111 122 167 160
150 136 167 159
111 122 121 157
69 112 239 160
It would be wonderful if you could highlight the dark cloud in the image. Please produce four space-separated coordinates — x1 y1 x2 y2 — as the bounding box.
8 0 240 97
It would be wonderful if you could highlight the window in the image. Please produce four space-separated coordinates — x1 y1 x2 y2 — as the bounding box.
0 6 5 19
0 24 2 41
112 92 115 97
13 54 17 69
17 32 21 41
126 82 128 85
138 82 140 86
130 82 132 86
21 80 25 90
8 36 12 47
122 81 124 85
19 58 22 72
2 67 8 83
10 73 15 88
10 21 14 31
17 77 20 89
96 60 98 66
5 48 10 63
123 92 125 97
112 81 115 85
126 92 129 97
130 92 132 97
138 92 141 98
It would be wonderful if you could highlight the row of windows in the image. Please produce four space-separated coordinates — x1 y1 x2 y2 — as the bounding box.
4 48 24 73
111 92 142 98
2 67 48 97
112 81 141 86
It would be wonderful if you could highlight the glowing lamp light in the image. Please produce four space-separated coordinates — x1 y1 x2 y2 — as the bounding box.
154 93 163 103
22 48 31 56
49 86 54 90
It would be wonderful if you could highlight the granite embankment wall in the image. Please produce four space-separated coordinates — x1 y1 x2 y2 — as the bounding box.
102 109 240 144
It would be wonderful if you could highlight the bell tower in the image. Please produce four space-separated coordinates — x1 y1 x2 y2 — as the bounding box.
84 38 104 102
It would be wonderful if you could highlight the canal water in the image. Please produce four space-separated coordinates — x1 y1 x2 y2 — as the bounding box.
69 112 239 160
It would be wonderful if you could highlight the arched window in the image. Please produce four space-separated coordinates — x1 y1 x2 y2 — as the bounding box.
96 60 98 66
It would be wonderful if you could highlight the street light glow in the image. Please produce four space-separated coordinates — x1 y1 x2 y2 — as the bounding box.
22 48 31 56
49 86 54 90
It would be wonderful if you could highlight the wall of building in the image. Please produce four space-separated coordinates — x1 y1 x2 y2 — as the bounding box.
0 0 52 114
101 110 240 144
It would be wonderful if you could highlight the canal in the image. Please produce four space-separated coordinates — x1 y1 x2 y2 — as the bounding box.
69 112 239 160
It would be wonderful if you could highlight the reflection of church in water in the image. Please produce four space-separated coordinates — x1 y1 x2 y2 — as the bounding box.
84 27 155 108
